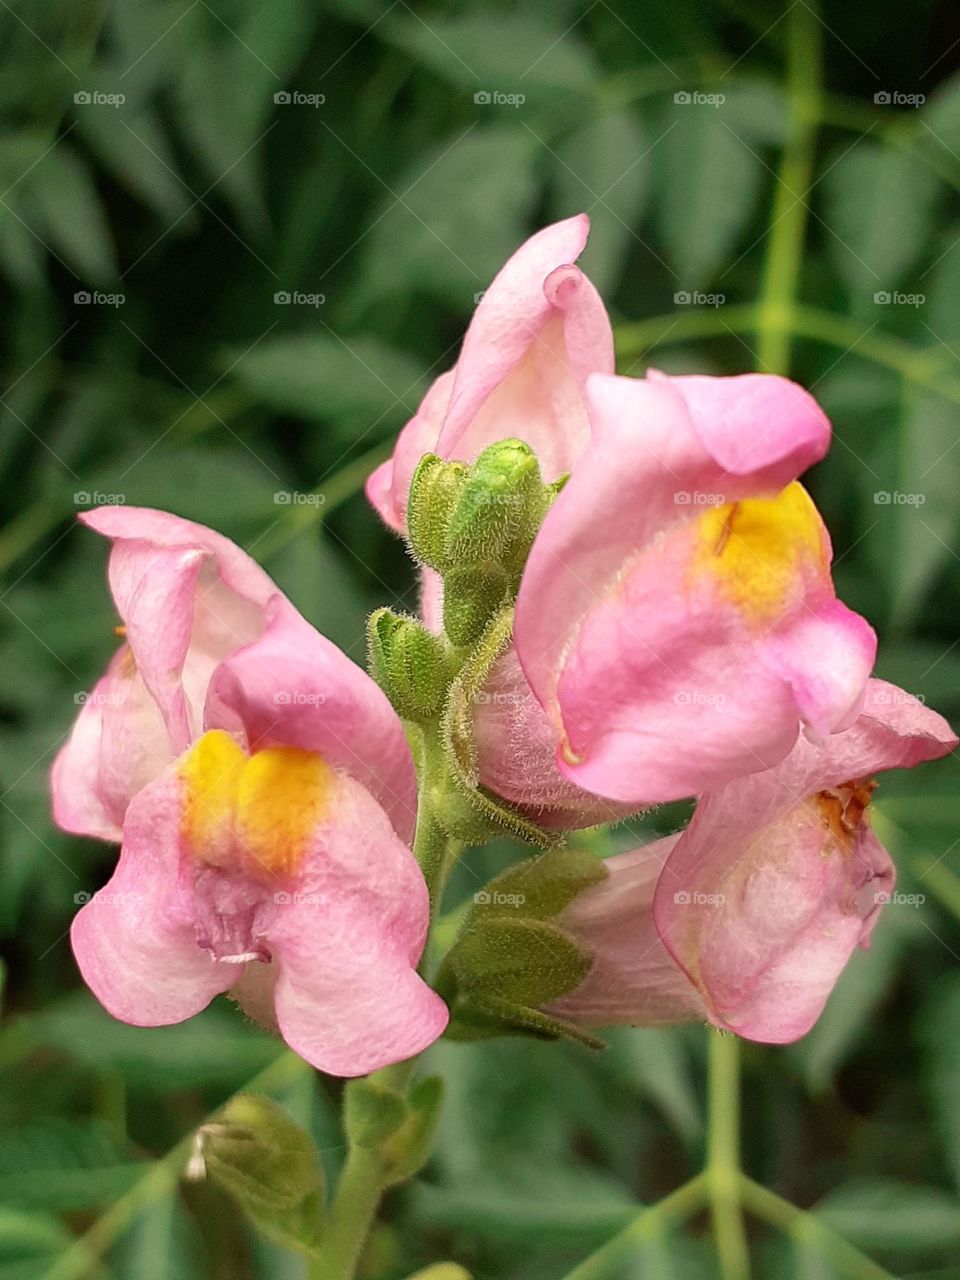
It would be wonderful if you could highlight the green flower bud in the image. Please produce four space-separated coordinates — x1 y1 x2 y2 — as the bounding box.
187 1093 325 1253
368 608 448 720
407 454 468 571
445 439 545 568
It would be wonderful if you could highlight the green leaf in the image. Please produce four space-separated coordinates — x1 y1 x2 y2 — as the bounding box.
920 972 960 1193
22 148 118 283
108 1191 207 1280
384 11 596 97
26 994 280 1091
344 1080 408 1149
823 142 940 312
655 101 764 288
815 1179 960 1253
226 333 426 430
552 111 649 293
0 1119 141 1212
381 1076 445 1187
357 129 539 308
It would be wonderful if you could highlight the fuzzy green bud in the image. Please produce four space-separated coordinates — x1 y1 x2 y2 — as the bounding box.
368 609 448 720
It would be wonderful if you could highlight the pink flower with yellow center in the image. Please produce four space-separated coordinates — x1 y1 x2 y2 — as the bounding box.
52 507 447 1077
513 368 879 805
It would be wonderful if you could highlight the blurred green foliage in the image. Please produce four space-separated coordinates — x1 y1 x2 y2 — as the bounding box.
1 0 960 1276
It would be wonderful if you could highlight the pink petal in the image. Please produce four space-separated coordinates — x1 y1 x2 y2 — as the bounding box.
268 770 447 1076
651 681 956 1042
651 369 830 477
52 650 173 841
367 215 612 531
515 371 869 804
206 597 418 845
71 770 233 1024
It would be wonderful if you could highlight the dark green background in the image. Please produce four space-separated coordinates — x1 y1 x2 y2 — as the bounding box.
1 1 960 1276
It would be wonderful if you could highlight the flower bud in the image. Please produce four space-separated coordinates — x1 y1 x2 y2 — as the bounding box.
445 439 546 570
368 609 448 720
407 454 468 571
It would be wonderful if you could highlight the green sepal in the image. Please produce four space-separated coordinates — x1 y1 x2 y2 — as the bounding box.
407 454 468 571
436 850 609 1047
442 563 510 647
380 1075 445 1187
189 1093 325 1254
445 439 544 567
368 608 448 721
438 915 605 1049
471 848 608 921
344 1079 408 1149
435 605 559 849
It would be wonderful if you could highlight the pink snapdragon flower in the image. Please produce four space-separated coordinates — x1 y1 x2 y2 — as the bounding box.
514 369 878 805
552 680 957 1042
52 508 447 1077
366 213 613 535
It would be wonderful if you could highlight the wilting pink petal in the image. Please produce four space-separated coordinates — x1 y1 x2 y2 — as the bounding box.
651 680 957 1042
515 370 875 805
550 836 707 1025
366 214 613 532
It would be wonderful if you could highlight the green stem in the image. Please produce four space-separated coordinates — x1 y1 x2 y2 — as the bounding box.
755 1 821 373
310 1140 386 1280
563 1174 707 1280
706 1031 750 1279
740 1178 894 1280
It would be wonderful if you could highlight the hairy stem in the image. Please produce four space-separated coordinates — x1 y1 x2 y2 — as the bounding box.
310 1140 386 1280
